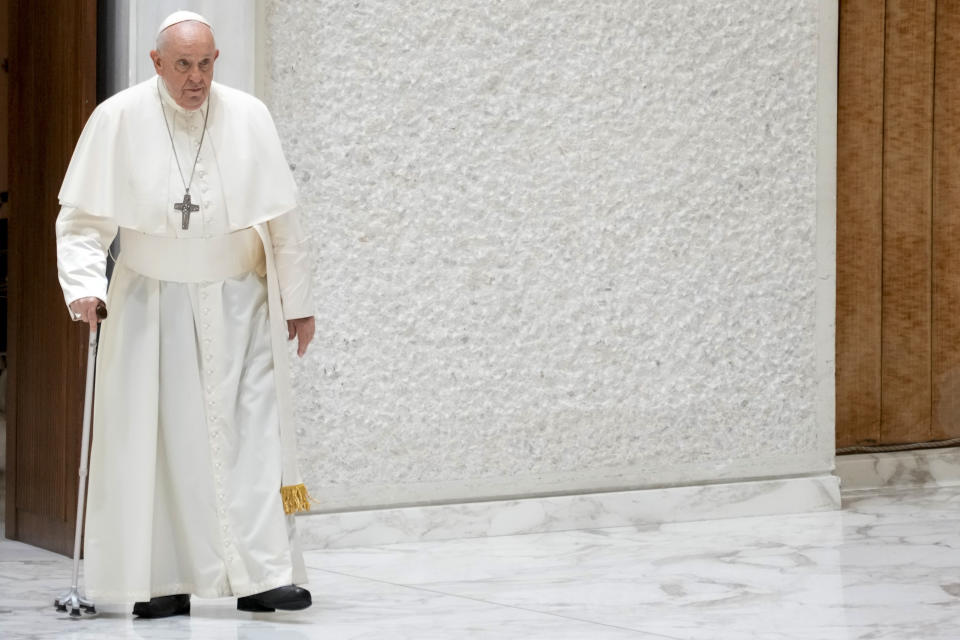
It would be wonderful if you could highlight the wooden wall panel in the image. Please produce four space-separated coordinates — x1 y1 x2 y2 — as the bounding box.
836 0 886 448
6 0 96 555
878 0 936 445
932 0 960 439
1 0 9 210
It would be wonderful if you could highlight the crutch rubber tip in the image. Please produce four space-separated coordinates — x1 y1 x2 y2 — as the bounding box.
55 604 67 612
70 609 81 617
83 605 96 614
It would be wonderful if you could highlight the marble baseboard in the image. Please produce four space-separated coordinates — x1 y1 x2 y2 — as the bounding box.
836 447 960 492
296 474 841 549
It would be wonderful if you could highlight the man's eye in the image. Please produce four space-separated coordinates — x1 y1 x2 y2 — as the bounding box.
176 60 189 70
199 61 209 71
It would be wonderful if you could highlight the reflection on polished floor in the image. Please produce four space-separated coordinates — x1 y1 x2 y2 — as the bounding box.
1 483 959 639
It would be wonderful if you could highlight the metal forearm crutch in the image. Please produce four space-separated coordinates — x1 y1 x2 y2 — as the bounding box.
55 308 105 617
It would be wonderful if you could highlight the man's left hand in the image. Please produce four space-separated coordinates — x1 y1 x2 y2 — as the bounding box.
287 316 316 357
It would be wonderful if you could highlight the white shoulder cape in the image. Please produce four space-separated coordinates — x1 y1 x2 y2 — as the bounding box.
59 77 298 232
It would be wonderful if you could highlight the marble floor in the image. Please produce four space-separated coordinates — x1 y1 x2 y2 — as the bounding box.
1 484 959 639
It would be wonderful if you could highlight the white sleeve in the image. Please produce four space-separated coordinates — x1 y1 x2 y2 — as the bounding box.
55 205 118 318
267 210 316 320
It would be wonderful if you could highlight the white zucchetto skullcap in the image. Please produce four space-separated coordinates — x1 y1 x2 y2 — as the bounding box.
156 10 213 37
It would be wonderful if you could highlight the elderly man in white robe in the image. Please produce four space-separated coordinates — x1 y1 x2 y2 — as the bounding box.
55 11 316 618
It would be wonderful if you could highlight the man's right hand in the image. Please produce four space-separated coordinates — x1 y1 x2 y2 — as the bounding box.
69 297 106 333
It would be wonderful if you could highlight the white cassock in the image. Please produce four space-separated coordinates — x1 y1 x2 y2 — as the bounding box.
55 77 313 602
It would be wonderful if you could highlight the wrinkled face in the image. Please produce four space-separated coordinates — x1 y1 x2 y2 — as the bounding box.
149 21 219 110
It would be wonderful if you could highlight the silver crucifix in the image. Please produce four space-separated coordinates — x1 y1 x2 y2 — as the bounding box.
174 192 200 230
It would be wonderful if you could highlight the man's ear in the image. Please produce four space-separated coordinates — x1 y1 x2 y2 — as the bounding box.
149 50 161 72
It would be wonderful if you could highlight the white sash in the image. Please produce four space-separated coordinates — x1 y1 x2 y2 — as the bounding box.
118 228 265 282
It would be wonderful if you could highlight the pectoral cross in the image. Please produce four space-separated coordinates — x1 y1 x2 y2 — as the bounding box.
174 192 200 230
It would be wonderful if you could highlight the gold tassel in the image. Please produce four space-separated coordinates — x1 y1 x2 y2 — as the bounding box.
281 483 313 514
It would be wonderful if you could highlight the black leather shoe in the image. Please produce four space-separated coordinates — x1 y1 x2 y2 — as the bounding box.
237 585 312 612
132 594 190 618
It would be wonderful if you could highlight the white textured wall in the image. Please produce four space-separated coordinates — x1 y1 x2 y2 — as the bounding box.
262 0 832 511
